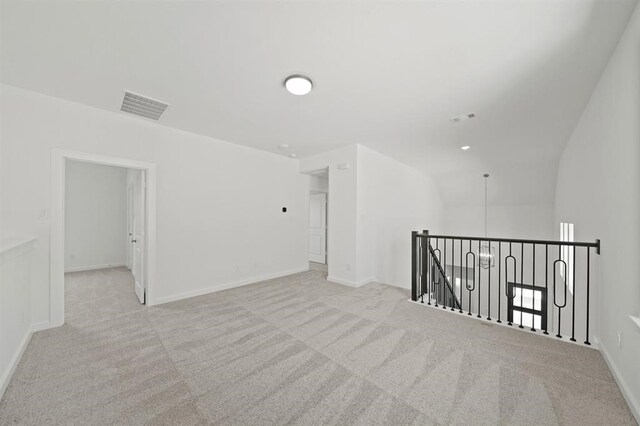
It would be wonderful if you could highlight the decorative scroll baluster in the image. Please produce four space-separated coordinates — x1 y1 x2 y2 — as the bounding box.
477 240 482 319
553 249 568 339
505 243 516 326
466 240 475 316
434 239 441 307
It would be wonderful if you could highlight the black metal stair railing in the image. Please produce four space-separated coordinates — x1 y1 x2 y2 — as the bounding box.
411 230 600 346
425 242 461 310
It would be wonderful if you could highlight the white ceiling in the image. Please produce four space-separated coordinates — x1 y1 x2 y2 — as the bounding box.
1 0 636 206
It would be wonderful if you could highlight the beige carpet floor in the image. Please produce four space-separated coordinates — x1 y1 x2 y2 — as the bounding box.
0 267 635 425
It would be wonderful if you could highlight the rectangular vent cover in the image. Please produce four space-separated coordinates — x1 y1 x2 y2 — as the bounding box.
121 91 170 120
450 112 476 123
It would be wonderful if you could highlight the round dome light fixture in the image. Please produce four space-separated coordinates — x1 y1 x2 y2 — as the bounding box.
284 75 313 96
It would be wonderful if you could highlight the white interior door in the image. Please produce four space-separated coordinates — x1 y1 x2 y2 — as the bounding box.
126 184 134 270
132 170 146 304
309 193 327 264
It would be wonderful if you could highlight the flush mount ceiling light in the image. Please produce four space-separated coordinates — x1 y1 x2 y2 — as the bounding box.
284 75 313 96
461 145 471 150
289 153 298 158
278 143 290 149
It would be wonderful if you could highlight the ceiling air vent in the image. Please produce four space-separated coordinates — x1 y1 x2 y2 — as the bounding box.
450 112 476 124
120 91 170 120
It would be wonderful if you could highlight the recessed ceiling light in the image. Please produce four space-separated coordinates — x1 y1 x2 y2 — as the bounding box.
278 143 290 149
284 75 313 96
289 153 298 158
461 146 471 150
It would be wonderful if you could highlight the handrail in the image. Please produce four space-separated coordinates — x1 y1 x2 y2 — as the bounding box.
416 233 600 253
427 243 461 309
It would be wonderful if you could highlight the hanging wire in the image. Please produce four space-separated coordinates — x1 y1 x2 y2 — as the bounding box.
483 173 489 238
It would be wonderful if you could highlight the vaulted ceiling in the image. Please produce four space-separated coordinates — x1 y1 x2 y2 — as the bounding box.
1 0 636 205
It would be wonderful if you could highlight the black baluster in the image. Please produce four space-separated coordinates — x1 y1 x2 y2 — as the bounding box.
571 245 576 342
411 231 418 302
427 237 432 306
497 242 502 323
531 243 536 332
477 240 482 318
487 240 492 321
459 238 464 313
420 235 425 304
505 243 516 326
544 245 549 335
451 239 456 311
519 243 524 329
443 238 447 310
584 248 591 345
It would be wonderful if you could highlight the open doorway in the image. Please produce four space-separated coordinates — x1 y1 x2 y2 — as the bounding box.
63 160 147 324
307 169 328 277
50 150 156 328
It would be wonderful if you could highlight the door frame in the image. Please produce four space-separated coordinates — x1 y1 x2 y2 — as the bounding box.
308 192 327 264
50 149 157 327
302 167 330 268
126 183 135 270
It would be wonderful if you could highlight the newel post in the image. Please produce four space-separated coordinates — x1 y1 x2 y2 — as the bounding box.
411 231 418 301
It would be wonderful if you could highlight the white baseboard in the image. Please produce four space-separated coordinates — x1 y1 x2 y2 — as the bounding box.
31 321 51 332
327 276 376 288
598 338 640 423
65 263 126 273
150 266 309 306
0 329 33 400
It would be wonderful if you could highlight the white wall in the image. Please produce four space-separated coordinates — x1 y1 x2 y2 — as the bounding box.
0 239 35 399
65 161 128 272
554 3 640 419
309 174 328 193
357 145 444 287
0 84 308 327
300 144 446 288
444 204 554 240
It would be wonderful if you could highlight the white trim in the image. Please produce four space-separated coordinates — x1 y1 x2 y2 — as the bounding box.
0 329 32 399
64 263 126 273
153 266 309 305
50 149 158 326
327 276 376 288
599 339 640 423
31 321 51 332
